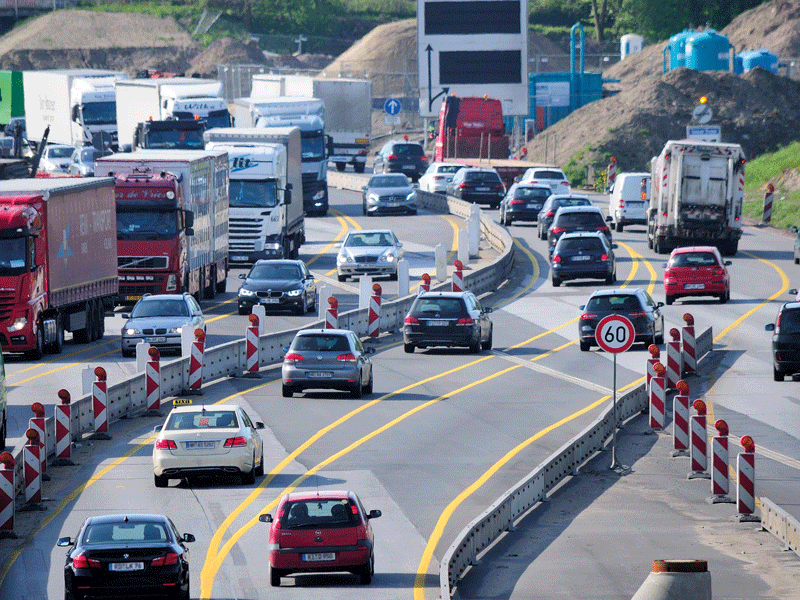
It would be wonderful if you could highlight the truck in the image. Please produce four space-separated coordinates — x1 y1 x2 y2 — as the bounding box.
94 150 230 303
0 177 118 360
232 96 329 216
115 78 231 151
130 119 206 151
204 127 304 264
0 70 24 130
22 69 129 150
647 139 746 256
250 74 371 174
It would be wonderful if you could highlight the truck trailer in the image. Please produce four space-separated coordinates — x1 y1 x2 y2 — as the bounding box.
0 70 24 130
648 140 746 256
204 126 304 264
0 177 118 359
95 150 230 302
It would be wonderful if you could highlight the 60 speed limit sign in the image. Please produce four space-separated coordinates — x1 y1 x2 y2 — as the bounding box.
595 314 635 353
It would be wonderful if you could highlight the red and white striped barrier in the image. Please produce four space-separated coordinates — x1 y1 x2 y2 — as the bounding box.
682 313 697 374
420 273 431 295
368 284 382 338
646 344 660 390
606 156 618 191
710 419 734 503
188 328 205 393
29 404 46 478
688 399 710 479
735 436 759 521
55 389 72 464
452 260 463 293
325 296 338 329
762 183 775 224
666 328 682 389
146 349 161 413
672 380 690 457
245 314 260 377
23 429 42 508
0 452 14 537
92 366 113 436
649 363 666 430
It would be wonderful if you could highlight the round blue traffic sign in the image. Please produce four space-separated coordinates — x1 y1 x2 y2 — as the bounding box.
384 97 402 116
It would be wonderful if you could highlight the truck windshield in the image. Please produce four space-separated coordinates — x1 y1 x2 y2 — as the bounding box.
230 180 278 209
81 101 117 126
117 210 178 240
0 237 28 275
146 129 204 150
206 111 231 129
301 134 325 161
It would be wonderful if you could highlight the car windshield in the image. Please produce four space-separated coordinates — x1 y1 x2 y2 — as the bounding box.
83 522 167 544
166 410 238 430
438 164 463 174
586 295 642 311
131 299 189 318
249 263 301 280
559 238 604 252
280 499 356 528
413 298 464 317
344 232 393 247
391 144 424 158
47 147 74 159
670 252 717 267
79 148 97 162
292 334 351 352
370 175 408 187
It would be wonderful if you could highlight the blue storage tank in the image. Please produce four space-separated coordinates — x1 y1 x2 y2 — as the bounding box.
665 29 695 72
685 29 731 71
738 49 779 74
529 72 572 131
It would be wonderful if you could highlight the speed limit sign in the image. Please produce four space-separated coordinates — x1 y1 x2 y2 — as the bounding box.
595 314 635 353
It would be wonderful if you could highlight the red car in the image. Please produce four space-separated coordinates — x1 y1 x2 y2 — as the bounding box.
259 490 382 586
664 246 731 305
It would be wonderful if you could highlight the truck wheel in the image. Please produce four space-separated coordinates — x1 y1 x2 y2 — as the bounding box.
95 301 105 341
354 163 365 174
51 319 64 354
28 324 45 360
336 162 346 172
204 268 216 300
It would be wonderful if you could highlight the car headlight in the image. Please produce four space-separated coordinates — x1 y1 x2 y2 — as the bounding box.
238 287 256 297
286 289 303 297
8 316 27 332
171 326 183 334
381 253 397 263
124 327 140 335
368 194 380 203
406 191 416 201
264 242 281 251
337 253 349 264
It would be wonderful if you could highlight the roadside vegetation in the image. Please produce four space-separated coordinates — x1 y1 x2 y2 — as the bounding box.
742 142 800 229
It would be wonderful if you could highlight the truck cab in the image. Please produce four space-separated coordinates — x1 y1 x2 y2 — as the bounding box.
70 75 127 150
132 119 206 151
158 80 231 128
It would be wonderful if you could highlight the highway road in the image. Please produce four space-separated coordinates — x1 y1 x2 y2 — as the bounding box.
1 177 799 600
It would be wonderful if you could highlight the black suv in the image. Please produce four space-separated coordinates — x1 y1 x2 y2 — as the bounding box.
766 302 800 381
446 167 506 208
547 205 612 258
403 291 493 353
373 140 428 181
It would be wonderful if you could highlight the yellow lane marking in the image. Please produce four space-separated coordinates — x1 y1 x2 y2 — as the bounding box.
12 347 120 385
6 339 116 379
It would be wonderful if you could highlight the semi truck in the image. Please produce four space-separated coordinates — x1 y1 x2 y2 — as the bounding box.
115 78 231 150
232 96 328 216
22 69 129 150
94 150 230 302
204 127 304 264
130 119 206 151
0 70 24 130
648 140 746 256
250 74 371 174
0 177 118 360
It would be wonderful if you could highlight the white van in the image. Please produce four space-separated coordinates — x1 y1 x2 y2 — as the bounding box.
608 172 650 232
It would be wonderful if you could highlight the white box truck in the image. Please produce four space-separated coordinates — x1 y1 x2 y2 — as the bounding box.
648 139 746 256
232 96 328 216
251 74 371 174
204 126 304 264
23 69 129 150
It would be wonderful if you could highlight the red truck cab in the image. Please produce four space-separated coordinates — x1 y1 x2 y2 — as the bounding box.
434 95 510 162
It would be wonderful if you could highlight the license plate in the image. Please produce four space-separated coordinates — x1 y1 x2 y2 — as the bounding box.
231 255 249 262
109 562 144 572
385 202 400 207
427 320 448 326
186 441 216 450
476 187 490 192
307 372 333 378
126 295 142 302
303 552 335 562
527 203 541 209
403 164 414 169
571 255 591 261
145 337 166 343
261 297 280 304
685 283 705 289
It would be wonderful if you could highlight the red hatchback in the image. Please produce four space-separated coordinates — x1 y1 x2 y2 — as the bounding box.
259 490 382 586
664 246 731 305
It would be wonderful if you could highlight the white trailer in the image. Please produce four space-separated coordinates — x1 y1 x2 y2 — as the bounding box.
648 139 746 256
204 126 304 263
251 74 372 173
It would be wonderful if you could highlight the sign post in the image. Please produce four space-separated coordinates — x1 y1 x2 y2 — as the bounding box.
595 314 635 471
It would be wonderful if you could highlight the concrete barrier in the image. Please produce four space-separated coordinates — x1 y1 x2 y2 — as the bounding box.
760 497 800 558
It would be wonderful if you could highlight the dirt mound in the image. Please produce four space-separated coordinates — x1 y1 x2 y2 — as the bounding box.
186 38 269 77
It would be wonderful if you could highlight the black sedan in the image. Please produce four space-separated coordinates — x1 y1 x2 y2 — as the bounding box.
403 291 493 353
58 513 195 600
362 173 417 216
765 301 800 381
446 167 506 208
578 288 664 351
499 183 551 225
237 259 317 316
551 231 617 287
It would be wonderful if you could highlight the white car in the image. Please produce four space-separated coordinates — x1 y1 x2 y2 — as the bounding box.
418 162 467 194
39 144 77 173
520 167 571 195
608 172 650 232
336 229 404 281
152 401 265 487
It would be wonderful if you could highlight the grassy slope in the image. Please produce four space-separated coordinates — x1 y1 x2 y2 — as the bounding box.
742 142 800 229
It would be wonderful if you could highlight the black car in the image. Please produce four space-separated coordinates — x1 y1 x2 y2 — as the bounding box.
551 232 617 287
58 513 195 600
578 288 664 352
446 167 506 208
547 205 612 258
537 194 593 240
499 183 551 225
373 139 429 181
765 302 800 381
403 291 493 353
237 259 317 316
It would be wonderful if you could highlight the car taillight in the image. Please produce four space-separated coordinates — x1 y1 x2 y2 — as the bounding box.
434 175 445 180
551 226 565 234
357 538 370 550
72 554 101 569
545 210 555 218
156 439 177 450
562 180 570 187
151 552 180 567
284 352 303 362
337 353 357 362
456 317 474 326
530 180 539 184
628 311 647 318
618 199 625 208
581 312 598 319
601 253 609 260
595 226 609 233
459 182 467 188
713 267 725 276
552 255 562 263
387 154 398 160
775 313 782 334
404 316 419 324
224 436 247 448
493 184 504 190
420 156 428 162
509 198 524 205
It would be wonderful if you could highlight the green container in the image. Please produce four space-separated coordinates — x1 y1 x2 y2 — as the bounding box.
0 71 24 127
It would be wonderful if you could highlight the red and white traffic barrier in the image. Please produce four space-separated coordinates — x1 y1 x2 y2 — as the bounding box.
688 399 710 479
146 349 161 414
23 429 42 508
682 313 697 375
54 389 72 464
325 296 338 329
29 403 46 479
672 380 690 457
646 344 660 390
92 366 113 435
0 452 14 537
188 328 205 393
710 419 734 503
245 314 260 377
606 156 618 191
420 273 431 294
762 183 775 224
649 362 666 430
666 328 682 389
736 435 759 521
452 260 463 293
368 284 382 338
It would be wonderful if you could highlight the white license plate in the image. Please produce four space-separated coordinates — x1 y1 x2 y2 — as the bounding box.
231 255 248 262
571 255 591 261
427 320 448 326
261 297 280 304
307 372 333 378
685 283 705 289
476 187 490 192
303 552 335 562
146 337 166 343
403 164 415 169
385 202 400 207
186 441 216 450
109 562 144 572
527 203 541 209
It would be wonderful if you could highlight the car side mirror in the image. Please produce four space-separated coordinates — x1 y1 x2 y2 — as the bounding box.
656 302 664 308
579 305 585 311
724 261 732 266
662 263 668 269
239 273 246 279
606 215 613 222
259 514 273 523
122 313 131 319
790 289 798 295
56 537 74 547
364 346 376 354
362 186 368 192
183 533 196 543
154 425 163 433
611 244 618 249
367 509 382 519
255 421 265 429
766 323 775 331
791 226 798 233
184 210 194 228
185 227 194 236
397 242 403 247
334 242 342 248
484 307 493 313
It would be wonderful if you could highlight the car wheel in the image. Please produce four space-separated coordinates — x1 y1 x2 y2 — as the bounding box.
719 292 727 304
605 272 613 284
469 336 481 354
255 448 264 477
362 202 367 216
350 375 363 398
238 305 248 316
503 213 511 226
364 370 373 395
389 271 398 281
579 340 590 352
795 255 799 265
616 221 624 233
666 295 674 305
404 343 414 353
282 384 294 398
270 566 284 587
358 554 374 585
308 294 316 313
294 296 305 315
354 163 365 174
481 328 493 350
774 367 785 382
241 463 256 485
338 273 346 282
122 347 134 358
552 277 561 287
336 162 346 172
154 473 168 488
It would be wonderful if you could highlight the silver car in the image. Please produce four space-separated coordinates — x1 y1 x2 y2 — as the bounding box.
336 229 404 281
282 329 375 398
121 293 205 357
362 173 417 216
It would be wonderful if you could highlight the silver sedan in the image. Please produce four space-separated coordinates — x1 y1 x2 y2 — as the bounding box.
361 173 417 216
336 229 404 281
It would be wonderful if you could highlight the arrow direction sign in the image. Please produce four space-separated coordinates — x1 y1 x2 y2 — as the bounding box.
384 98 402 116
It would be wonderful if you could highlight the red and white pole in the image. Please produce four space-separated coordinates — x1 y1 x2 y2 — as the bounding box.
736 435 759 521
54 389 72 464
0 452 15 537
452 260 463 293
762 183 775 224
672 380 690 457
245 313 260 376
146 349 161 413
419 273 431 295
666 328 682 389
29 402 46 479
646 344 660 391
682 313 697 375
368 284 382 338
93 366 113 435
649 362 666 430
188 328 205 393
23 429 42 507
606 156 618 191
325 296 338 329
688 399 710 479
710 419 733 503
